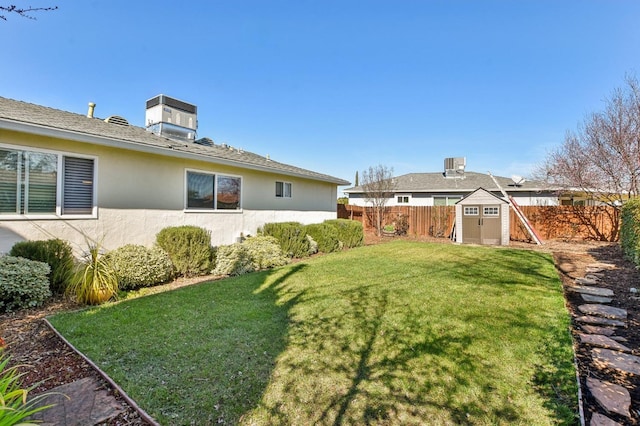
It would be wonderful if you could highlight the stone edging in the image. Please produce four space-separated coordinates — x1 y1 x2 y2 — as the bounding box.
43 318 160 426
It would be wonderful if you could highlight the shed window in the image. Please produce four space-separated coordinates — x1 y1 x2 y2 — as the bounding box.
483 206 500 216
397 195 409 204
463 206 479 216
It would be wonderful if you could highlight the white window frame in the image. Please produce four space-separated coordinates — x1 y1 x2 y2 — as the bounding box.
463 206 479 216
483 206 500 216
276 181 292 198
396 194 410 204
184 168 243 212
434 195 463 206
0 143 98 219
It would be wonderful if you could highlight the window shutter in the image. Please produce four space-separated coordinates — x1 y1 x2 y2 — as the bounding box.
62 157 94 215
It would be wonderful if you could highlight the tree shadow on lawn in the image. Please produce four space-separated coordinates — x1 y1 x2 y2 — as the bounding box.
48 264 309 425
248 283 538 425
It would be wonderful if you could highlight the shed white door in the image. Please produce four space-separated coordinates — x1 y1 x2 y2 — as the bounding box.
462 205 502 245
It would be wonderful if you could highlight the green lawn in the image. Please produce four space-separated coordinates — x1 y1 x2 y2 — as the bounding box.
49 241 578 425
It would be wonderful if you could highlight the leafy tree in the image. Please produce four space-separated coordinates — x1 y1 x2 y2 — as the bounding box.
361 164 395 236
0 4 57 20
537 74 640 241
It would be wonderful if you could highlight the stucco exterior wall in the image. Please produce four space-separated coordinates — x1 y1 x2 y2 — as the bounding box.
0 208 337 254
0 130 339 254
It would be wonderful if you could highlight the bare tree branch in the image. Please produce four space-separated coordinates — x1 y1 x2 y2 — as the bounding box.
360 164 395 236
0 4 58 21
538 74 640 208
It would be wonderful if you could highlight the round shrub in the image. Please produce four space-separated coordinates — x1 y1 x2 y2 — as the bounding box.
0 256 51 312
324 219 364 248
105 245 174 290
242 236 289 270
156 226 214 277
9 239 74 294
259 222 310 258
213 244 255 276
304 223 341 253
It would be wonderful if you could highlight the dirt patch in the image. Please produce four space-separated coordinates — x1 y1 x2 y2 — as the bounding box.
1 238 638 425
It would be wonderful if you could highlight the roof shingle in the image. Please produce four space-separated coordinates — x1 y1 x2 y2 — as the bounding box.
0 96 349 185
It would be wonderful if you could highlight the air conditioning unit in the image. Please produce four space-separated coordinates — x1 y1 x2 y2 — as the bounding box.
145 94 198 142
444 157 466 177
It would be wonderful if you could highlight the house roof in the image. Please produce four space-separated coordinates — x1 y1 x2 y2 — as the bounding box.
0 96 349 186
344 171 549 194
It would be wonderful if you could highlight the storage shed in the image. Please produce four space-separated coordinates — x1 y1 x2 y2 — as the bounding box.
455 188 510 245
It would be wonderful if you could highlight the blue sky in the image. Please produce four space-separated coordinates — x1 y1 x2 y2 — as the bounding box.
2 1 639 194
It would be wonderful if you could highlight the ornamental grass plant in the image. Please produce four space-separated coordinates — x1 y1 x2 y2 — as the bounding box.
0 349 54 425
66 243 118 305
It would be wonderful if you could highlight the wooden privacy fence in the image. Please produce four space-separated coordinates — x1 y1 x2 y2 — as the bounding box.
337 204 620 242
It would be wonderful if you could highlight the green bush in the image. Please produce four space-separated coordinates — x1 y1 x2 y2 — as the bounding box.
304 223 341 253
156 226 214 277
9 239 74 294
213 244 255 276
621 198 640 265
324 219 364 248
0 256 51 312
105 245 174 290
259 222 311 258
243 236 289 270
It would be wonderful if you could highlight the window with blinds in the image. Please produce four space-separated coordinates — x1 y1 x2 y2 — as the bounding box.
62 157 94 215
0 146 95 217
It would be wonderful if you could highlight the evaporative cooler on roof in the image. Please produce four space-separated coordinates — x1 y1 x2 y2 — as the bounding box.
145 94 198 142
444 157 466 178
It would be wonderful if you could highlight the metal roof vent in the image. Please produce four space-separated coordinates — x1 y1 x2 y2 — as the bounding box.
104 115 129 126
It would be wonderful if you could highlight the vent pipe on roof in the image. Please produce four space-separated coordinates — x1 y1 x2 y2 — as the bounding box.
87 102 96 118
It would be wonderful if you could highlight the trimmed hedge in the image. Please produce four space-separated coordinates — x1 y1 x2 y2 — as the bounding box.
323 219 364 248
243 236 289 270
0 256 51 312
9 239 74 294
260 222 311 258
304 223 341 253
213 244 255 276
105 245 174 290
621 198 640 266
213 236 289 276
156 226 214 277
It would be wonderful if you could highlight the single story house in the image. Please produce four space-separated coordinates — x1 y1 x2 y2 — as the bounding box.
344 157 574 207
0 95 349 254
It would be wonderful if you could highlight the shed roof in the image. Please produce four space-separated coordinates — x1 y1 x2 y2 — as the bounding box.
0 96 349 185
456 187 509 205
344 171 548 194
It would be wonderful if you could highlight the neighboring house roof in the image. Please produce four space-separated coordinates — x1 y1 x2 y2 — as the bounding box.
344 171 550 194
0 96 349 185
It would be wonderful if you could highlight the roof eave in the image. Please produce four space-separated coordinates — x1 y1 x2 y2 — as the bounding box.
0 118 349 185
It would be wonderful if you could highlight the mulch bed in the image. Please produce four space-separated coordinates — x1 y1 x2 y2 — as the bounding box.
1 237 639 425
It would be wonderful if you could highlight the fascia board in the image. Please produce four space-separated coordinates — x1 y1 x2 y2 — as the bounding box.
0 118 348 185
